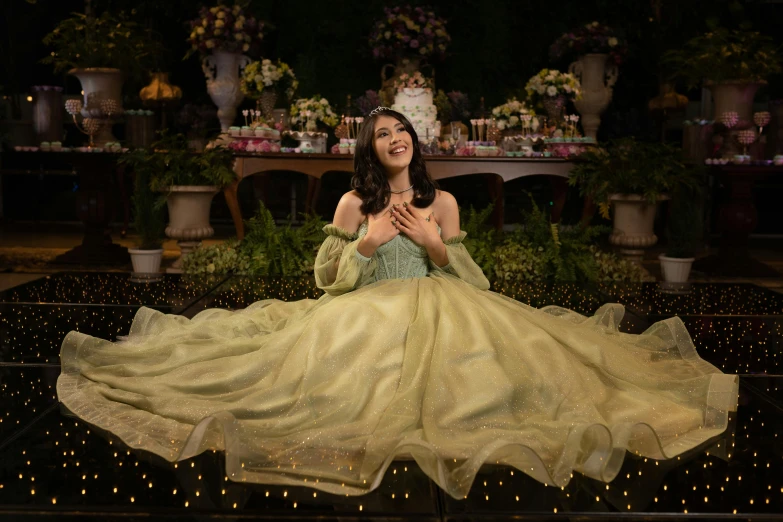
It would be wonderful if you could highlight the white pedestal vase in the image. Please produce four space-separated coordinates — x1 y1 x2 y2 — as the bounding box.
163 186 219 273
202 51 251 132
569 54 618 140
608 194 669 265
68 67 125 147
129 248 164 274
706 81 764 158
658 254 695 283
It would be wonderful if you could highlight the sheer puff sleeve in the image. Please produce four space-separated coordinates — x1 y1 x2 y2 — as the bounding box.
428 231 491 290
314 225 377 296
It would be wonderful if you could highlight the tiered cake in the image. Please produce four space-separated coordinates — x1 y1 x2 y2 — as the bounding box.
392 88 441 142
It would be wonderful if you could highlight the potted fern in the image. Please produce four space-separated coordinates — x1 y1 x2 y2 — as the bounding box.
569 138 694 264
42 10 161 146
659 187 704 283
131 132 236 272
121 150 166 276
662 27 781 146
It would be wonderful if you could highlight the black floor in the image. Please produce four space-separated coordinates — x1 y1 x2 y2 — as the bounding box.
0 273 781 520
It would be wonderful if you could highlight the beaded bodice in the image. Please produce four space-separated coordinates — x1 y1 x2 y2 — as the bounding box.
357 220 435 281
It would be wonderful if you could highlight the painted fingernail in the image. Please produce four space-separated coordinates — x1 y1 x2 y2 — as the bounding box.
402 202 408 207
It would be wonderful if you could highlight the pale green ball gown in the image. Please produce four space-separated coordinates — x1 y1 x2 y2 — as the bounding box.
58 220 739 499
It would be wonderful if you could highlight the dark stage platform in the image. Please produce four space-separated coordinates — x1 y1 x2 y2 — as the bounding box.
0 273 781 520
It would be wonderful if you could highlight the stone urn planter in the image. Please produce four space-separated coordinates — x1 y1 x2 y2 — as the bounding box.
608 194 669 264
569 53 619 140
163 186 220 273
68 67 125 146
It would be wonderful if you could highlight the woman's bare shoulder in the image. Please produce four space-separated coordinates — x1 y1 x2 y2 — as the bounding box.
332 191 365 233
434 189 458 213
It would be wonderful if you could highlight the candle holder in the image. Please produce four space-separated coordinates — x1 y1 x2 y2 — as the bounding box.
736 129 756 157
65 100 119 149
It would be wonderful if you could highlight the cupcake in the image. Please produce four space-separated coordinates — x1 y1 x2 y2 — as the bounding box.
339 143 350 154
254 127 266 137
240 126 253 137
229 126 241 137
40 141 51 151
50 141 63 152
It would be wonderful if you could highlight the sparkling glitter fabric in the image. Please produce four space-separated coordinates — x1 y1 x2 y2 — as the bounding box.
57 225 739 499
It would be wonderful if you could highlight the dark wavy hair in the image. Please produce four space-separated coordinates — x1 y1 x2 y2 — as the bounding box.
351 109 438 216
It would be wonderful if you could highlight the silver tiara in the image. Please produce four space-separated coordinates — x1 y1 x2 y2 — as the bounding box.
369 106 391 116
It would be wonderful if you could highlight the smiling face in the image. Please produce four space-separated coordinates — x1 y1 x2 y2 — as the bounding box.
372 114 413 172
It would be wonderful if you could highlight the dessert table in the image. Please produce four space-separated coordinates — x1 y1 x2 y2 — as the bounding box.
227 153 576 239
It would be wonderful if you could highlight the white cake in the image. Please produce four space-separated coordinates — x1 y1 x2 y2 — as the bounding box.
392 88 441 142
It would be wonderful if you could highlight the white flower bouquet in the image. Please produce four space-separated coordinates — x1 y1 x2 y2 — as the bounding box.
491 98 536 130
525 69 582 102
290 96 339 130
241 59 298 101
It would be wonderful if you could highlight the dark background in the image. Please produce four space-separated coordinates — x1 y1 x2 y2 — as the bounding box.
1 0 783 230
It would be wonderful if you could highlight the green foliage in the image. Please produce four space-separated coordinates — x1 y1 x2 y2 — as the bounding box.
182 239 268 276
125 132 236 192
662 28 782 88
41 10 162 80
126 152 166 250
568 138 696 218
434 89 451 123
590 246 653 282
501 194 608 283
184 199 649 283
665 185 705 258
242 203 326 276
459 205 498 279
460 197 648 284
183 203 327 277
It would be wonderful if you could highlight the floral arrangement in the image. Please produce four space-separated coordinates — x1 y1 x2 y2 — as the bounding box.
240 59 298 100
355 90 382 117
185 4 265 58
525 69 582 102
289 96 339 129
549 21 628 66
393 71 433 91
491 98 536 130
369 5 450 61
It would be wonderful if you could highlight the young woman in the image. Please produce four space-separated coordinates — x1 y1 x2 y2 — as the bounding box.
58 108 738 500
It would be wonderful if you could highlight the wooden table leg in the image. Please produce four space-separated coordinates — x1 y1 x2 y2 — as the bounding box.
484 174 504 230
549 176 568 223
305 177 322 215
224 179 244 240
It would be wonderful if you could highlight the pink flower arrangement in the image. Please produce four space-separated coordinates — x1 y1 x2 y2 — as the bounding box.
186 4 265 58
393 71 433 91
369 5 450 62
549 21 628 66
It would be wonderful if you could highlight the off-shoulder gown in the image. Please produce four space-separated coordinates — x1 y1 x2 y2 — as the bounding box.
57 221 739 498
